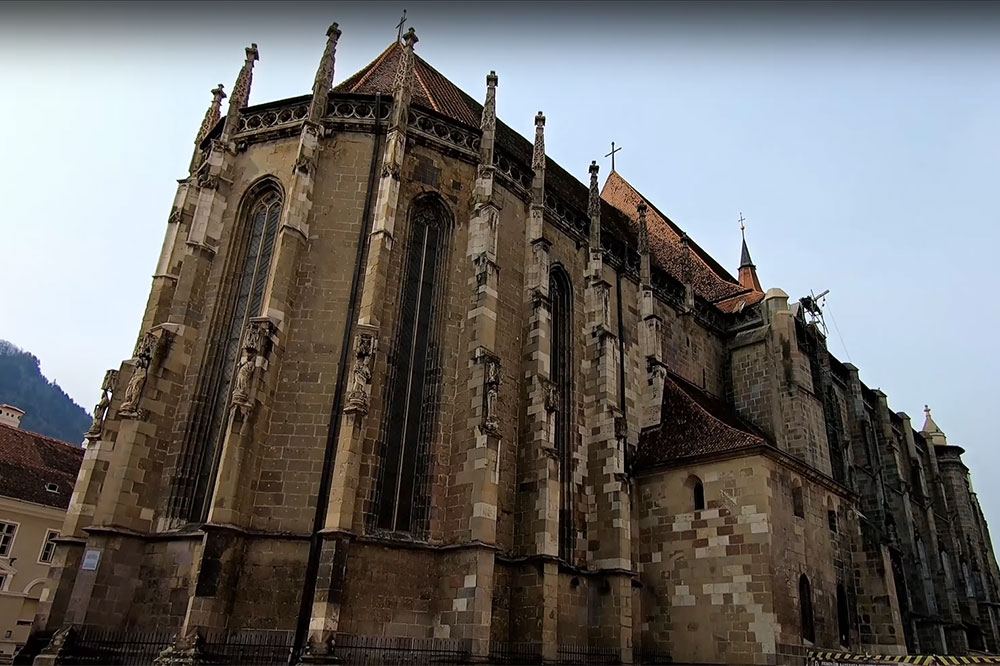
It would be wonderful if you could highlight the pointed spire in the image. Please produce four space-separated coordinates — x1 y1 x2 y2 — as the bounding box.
922 405 949 446
637 201 650 284
222 43 260 142
389 27 418 130
196 84 226 145
680 232 695 310
479 71 498 165
737 214 762 292
307 23 342 122
531 112 545 206
588 161 601 248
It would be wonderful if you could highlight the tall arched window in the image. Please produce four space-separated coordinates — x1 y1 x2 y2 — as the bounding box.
550 265 574 562
174 180 283 522
374 197 451 535
837 582 851 646
800 573 815 643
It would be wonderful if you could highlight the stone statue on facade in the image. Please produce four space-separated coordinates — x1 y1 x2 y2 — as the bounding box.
231 319 274 412
118 333 156 418
483 356 501 435
85 369 119 441
345 332 378 415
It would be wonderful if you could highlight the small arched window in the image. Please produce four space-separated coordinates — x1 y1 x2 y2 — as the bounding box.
799 573 815 643
684 475 705 512
837 582 850 646
792 483 805 519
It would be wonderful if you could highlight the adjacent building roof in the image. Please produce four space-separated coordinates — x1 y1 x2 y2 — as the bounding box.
633 372 770 471
0 423 83 510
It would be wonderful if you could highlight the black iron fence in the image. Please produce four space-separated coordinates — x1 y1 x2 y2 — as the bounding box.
64 627 173 666
13 628 696 666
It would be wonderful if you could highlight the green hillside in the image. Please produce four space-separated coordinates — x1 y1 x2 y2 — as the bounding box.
0 339 89 444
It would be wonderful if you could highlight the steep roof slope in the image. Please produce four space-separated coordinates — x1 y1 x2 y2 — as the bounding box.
337 41 750 310
601 171 746 303
0 423 83 509
633 372 770 471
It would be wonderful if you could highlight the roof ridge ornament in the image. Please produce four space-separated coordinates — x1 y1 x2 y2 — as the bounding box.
222 43 260 143
307 23 342 122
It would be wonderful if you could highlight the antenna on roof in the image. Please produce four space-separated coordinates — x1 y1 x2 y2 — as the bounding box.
396 9 408 43
800 289 830 335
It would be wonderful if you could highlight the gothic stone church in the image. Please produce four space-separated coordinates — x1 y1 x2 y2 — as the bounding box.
32 24 1000 665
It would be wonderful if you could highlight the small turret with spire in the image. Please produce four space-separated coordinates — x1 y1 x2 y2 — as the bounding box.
738 213 762 292
307 23 342 123
922 405 949 446
189 84 226 173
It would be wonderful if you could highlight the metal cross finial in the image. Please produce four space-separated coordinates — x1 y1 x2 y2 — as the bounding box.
396 10 407 42
605 141 622 172
739 212 746 237
925 404 931 417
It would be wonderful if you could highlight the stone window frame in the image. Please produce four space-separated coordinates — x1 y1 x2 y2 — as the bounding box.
799 573 815 644
792 481 805 519
685 475 705 512
836 581 850 647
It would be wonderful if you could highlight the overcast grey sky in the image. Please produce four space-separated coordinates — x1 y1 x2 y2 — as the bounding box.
1 1 998 530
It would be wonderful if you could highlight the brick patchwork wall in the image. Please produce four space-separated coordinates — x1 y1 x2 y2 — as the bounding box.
635 456 781 665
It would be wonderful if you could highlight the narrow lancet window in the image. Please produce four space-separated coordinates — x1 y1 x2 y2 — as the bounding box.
550 266 574 562
374 197 450 535
800 573 815 643
179 181 282 522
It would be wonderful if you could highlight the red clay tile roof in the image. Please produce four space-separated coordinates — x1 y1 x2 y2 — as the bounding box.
633 372 769 470
335 42 480 128
601 171 748 304
0 423 83 509
337 43 760 315
714 289 766 314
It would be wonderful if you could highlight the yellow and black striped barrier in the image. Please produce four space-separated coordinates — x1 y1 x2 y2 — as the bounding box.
808 650 1000 665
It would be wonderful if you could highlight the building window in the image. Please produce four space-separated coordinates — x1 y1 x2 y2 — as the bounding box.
44 483 59 494
374 197 451 536
170 181 283 522
0 521 17 557
693 481 705 511
0 574 6 592
550 265 574 562
837 582 850 647
39 530 59 564
792 484 804 518
800 573 815 643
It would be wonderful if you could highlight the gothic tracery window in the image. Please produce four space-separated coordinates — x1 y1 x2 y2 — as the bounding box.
550 265 574 562
373 197 450 536
180 181 282 522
